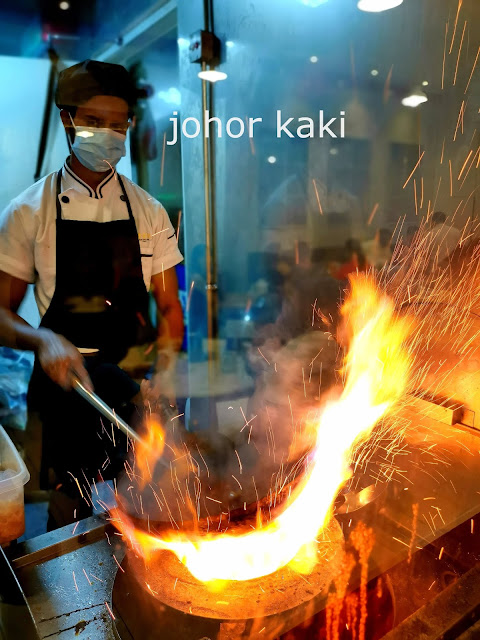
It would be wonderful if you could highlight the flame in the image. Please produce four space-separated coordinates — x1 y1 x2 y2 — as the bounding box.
135 414 165 490
113 276 412 583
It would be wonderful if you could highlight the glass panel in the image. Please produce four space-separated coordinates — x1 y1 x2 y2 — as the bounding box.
175 1 480 637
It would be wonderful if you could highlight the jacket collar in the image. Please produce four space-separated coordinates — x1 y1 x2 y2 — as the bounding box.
62 158 117 199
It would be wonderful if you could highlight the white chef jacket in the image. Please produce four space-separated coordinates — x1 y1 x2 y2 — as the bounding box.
362 239 392 270
428 223 462 266
0 161 183 318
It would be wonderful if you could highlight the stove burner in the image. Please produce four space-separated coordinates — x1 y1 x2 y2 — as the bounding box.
112 518 344 639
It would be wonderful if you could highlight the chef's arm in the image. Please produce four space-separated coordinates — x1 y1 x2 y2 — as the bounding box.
150 267 184 373
0 270 91 390
0 271 39 350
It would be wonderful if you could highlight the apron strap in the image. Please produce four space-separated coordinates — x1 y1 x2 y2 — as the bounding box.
117 175 134 222
55 170 62 221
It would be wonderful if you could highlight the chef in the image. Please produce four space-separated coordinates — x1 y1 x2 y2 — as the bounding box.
0 60 184 529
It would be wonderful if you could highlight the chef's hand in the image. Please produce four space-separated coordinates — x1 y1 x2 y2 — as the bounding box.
140 370 176 412
37 329 93 392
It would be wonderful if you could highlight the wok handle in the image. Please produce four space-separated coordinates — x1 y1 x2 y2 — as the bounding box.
73 378 143 445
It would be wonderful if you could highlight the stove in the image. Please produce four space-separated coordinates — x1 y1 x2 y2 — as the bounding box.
112 518 343 640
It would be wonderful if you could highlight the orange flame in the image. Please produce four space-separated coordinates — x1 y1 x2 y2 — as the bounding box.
113 276 412 584
135 414 165 490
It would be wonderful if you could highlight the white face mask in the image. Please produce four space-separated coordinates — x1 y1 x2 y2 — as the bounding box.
69 115 126 172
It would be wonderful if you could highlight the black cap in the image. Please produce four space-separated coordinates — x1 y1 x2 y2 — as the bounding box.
55 60 137 111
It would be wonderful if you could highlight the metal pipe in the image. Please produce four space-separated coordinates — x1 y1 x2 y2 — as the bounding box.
203 0 212 31
73 379 143 445
201 62 219 367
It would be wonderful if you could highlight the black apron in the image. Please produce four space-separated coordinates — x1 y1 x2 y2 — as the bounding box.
29 170 153 490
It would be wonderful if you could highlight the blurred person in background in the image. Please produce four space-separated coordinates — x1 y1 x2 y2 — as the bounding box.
362 227 392 270
333 238 369 281
427 211 461 268
405 224 420 247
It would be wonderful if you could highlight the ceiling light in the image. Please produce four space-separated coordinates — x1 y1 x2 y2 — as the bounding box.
198 69 228 83
402 88 428 108
301 0 329 6
59 0 70 9
370 69 379 76
422 80 429 86
267 156 277 164
310 56 319 63
357 0 403 12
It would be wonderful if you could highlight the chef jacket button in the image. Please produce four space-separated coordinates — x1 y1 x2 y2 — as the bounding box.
120 194 127 201
61 195 70 203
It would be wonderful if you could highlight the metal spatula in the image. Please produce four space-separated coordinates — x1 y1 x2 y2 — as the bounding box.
73 378 143 445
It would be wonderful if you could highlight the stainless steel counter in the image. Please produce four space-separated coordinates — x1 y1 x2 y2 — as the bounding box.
6 409 480 639
10 517 122 640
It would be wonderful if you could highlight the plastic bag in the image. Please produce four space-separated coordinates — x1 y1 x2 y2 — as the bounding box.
0 347 34 430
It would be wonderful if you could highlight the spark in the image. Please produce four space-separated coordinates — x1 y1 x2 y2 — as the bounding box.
240 411 257 435
176 209 182 239
104 601 116 620
90 573 104 582
160 132 166 186
257 348 270 365
67 472 84 500
195 444 210 478
232 475 243 490
439 546 444 560
449 0 463 55
72 571 78 592
367 203 379 225
383 65 393 103
454 101 466 141
442 21 449 90
312 179 323 215
465 46 480 94
82 568 92 586
234 449 243 474
460 147 480 188
113 554 125 573
453 21 467 86
146 582 158 596
186 280 195 312
403 152 425 189
433 177 442 211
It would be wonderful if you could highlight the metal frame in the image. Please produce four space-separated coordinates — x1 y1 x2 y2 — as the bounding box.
94 1 177 64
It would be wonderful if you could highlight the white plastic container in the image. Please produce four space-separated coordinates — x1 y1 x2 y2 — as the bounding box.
0 425 30 545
